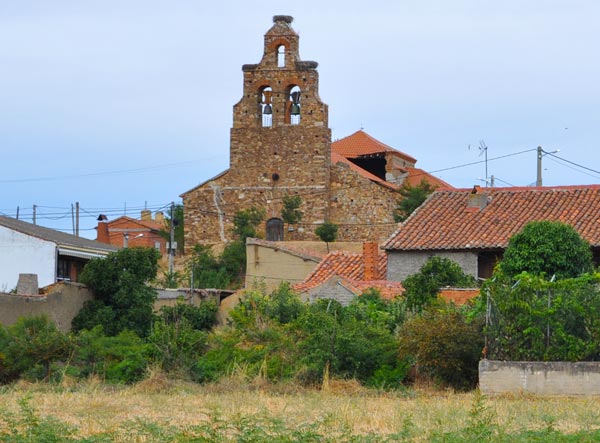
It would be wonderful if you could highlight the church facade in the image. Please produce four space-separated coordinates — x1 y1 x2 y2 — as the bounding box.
181 16 449 249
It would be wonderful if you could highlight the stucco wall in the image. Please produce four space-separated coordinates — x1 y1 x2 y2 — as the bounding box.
246 243 320 291
0 225 56 290
479 360 600 396
386 250 478 281
0 282 93 332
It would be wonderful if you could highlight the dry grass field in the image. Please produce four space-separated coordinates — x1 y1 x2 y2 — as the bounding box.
2 375 600 442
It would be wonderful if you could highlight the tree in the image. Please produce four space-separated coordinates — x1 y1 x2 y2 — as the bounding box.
315 222 338 252
72 247 161 337
402 257 477 312
499 220 593 280
394 179 436 222
281 195 303 225
232 206 266 242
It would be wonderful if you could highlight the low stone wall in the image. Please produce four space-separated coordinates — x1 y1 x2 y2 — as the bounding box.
0 282 94 332
479 359 600 396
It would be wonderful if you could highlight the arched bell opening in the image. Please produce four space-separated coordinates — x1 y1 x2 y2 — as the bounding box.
285 85 301 125
260 86 273 127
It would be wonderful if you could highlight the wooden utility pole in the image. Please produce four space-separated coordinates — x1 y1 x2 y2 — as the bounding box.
169 202 175 275
75 201 80 237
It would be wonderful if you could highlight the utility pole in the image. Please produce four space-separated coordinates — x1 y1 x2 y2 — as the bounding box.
75 201 80 237
33 204 37 225
16 206 19 220
169 202 175 275
536 146 543 187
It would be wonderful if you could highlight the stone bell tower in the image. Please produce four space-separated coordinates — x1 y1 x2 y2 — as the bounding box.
227 15 332 234
181 16 332 246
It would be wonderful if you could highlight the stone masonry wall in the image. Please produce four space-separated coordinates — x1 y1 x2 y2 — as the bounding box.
479 360 600 396
329 162 399 243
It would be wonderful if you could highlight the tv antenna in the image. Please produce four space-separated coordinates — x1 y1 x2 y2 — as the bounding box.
479 140 489 187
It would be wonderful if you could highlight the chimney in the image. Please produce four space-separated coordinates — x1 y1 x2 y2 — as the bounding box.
96 214 110 244
467 185 489 210
363 242 380 281
155 212 164 223
141 210 152 221
16 273 39 295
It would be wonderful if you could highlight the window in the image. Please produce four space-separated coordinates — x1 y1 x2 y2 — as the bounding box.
277 45 286 67
57 258 70 281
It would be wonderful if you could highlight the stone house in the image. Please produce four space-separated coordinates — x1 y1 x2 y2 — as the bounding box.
293 242 403 306
95 210 167 254
181 16 450 249
0 215 117 290
383 184 600 281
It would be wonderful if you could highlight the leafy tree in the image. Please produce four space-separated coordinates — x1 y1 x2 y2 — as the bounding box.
72 247 161 337
499 220 593 280
394 179 436 222
315 222 338 252
232 206 266 242
187 244 231 289
402 257 477 312
281 195 303 225
159 301 218 331
398 306 484 389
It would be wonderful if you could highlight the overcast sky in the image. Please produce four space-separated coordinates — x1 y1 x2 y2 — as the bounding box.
1 1 599 238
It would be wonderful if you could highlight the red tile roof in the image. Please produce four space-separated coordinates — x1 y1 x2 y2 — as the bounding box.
332 130 416 162
109 216 164 232
293 250 387 293
343 278 404 300
404 168 453 190
384 185 600 251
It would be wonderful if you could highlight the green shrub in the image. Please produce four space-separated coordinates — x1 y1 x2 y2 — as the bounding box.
72 327 150 383
147 318 208 375
402 257 477 312
398 306 484 390
159 301 218 331
0 316 72 383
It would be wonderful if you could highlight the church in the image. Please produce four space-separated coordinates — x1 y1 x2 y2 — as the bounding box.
181 16 449 249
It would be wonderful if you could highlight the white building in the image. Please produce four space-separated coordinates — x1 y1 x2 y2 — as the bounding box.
0 215 117 291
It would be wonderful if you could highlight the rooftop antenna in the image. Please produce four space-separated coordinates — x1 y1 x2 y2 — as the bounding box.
479 140 489 187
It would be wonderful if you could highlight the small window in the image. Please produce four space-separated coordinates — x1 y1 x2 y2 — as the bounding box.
261 87 273 127
277 45 285 67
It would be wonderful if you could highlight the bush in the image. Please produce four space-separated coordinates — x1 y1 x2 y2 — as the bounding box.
484 272 600 361
398 306 484 390
402 257 477 312
159 301 218 331
72 326 151 383
0 316 72 383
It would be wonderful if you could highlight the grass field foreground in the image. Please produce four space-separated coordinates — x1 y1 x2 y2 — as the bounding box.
1 376 600 442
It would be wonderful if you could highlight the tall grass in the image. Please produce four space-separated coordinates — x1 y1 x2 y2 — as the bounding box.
1 379 600 442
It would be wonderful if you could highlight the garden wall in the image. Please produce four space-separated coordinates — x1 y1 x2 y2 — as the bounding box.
479 359 600 396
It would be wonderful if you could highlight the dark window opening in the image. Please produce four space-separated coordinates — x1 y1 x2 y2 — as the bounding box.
349 155 387 180
266 218 284 241
477 251 503 280
272 173 280 181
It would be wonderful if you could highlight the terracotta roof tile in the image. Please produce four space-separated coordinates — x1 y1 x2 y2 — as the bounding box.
332 130 416 162
384 185 600 250
404 168 453 190
293 250 387 293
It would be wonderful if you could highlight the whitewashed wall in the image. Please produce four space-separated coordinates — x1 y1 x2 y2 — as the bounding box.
0 225 56 290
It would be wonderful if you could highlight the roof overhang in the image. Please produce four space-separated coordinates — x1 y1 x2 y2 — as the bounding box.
57 246 113 260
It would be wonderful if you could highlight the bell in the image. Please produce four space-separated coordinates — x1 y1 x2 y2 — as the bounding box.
263 104 272 115
290 103 301 115
290 91 301 104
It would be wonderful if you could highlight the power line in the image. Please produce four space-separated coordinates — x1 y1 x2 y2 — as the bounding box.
546 152 600 176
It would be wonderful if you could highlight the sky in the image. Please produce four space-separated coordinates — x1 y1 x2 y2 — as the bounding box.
1 1 599 238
